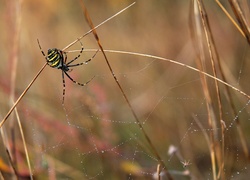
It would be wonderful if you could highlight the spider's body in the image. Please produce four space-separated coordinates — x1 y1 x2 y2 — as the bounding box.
47 48 65 69
37 39 98 103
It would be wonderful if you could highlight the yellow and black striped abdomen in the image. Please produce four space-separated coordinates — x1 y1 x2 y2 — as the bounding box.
47 48 64 69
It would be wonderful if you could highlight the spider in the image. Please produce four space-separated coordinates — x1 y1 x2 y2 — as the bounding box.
37 39 98 103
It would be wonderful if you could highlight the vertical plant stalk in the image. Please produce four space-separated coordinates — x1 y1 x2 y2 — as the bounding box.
190 1 218 179
7 0 20 174
196 0 226 179
79 1 173 179
14 106 33 179
217 120 226 178
6 149 19 177
6 0 33 179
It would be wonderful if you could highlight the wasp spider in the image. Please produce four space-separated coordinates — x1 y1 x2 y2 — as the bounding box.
37 39 98 103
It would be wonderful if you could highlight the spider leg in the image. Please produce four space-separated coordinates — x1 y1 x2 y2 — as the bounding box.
65 41 84 65
67 49 99 67
37 39 46 57
64 71 94 87
62 70 66 104
64 52 68 64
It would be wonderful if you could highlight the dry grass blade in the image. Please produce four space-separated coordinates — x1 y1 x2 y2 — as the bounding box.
229 0 250 45
74 48 250 100
6 0 23 178
0 116 18 178
196 0 223 131
6 0 33 178
14 107 33 180
6 148 19 178
196 0 229 179
79 1 173 179
190 1 218 179
215 0 245 37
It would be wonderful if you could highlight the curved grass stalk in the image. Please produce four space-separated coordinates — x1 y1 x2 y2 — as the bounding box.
72 48 250 100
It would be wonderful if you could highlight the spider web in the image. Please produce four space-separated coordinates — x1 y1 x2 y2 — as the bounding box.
1 0 250 179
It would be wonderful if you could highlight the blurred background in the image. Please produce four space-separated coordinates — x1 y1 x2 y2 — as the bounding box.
1 0 250 179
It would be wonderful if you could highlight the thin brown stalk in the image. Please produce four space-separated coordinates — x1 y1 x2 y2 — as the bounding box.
190 1 218 179
6 149 18 179
196 0 228 179
0 122 18 179
196 0 223 133
14 107 33 179
6 0 22 174
217 120 226 178
229 0 250 45
7 0 33 179
215 0 245 37
79 1 173 179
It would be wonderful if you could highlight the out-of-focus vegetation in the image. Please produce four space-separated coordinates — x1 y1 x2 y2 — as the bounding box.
1 0 250 179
